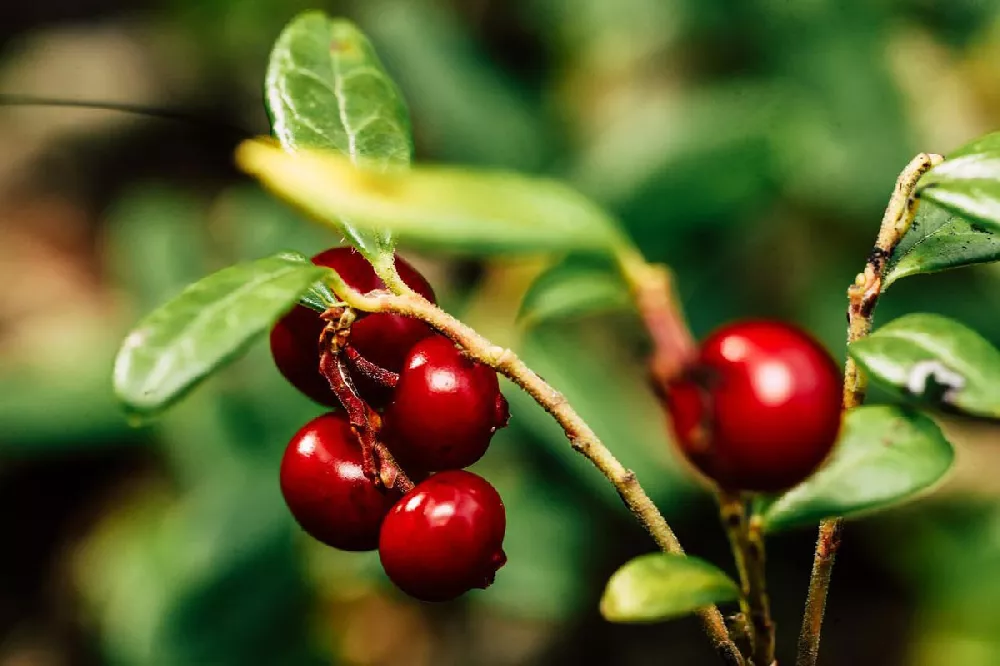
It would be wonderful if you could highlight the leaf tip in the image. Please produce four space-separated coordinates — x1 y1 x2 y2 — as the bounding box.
598 588 624 622
234 137 282 176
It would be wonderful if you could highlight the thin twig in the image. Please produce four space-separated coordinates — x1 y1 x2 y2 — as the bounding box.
616 251 699 389
344 345 400 387
795 152 944 666
329 270 745 666
0 93 255 136
721 492 775 666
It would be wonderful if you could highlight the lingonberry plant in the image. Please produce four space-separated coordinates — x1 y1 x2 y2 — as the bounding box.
102 10 1000 666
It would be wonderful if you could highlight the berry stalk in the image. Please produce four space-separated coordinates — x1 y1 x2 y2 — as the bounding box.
720 492 775 666
795 152 944 666
317 307 415 493
616 251 699 389
329 264 745 666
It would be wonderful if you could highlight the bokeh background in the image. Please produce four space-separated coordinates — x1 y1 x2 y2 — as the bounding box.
2 0 1000 664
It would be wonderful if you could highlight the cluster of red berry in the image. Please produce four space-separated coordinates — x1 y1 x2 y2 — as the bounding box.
269 249 510 602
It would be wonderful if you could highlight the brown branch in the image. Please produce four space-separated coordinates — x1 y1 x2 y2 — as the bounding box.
328 271 745 666
795 152 944 666
617 251 699 389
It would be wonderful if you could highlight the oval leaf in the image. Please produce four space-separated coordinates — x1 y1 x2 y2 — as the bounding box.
848 313 1000 418
113 253 328 415
884 200 1000 288
518 257 632 327
236 139 627 255
761 405 954 531
266 12 413 259
600 553 739 624
917 132 1000 233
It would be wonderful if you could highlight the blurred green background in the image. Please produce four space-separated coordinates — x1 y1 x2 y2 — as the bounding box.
2 0 1000 664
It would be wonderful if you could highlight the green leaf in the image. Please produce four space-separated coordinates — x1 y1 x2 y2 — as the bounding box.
236 139 627 255
265 12 413 259
518 257 632 327
600 553 739 624
848 313 1000 418
113 253 328 416
760 405 954 531
884 200 1000 288
917 132 1000 232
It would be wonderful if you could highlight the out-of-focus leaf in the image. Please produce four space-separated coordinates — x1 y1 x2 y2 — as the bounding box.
761 406 954 531
506 324 693 510
476 454 592 620
75 474 321 666
918 132 1000 233
0 371 129 448
113 253 327 416
208 186 339 312
266 11 412 260
848 313 1000 419
236 139 628 255
518 257 631 327
572 83 779 234
767 5 913 218
600 553 739 623
106 186 211 307
885 200 1000 287
208 185 333 263
360 0 550 170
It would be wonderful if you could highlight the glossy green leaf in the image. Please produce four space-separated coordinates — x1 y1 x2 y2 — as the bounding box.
848 313 1000 418
917 132 1000 232
518 257 632 327
297 278 336 313
761 406 954 531
884 200 1000 288
600 553 739 623
236 139 628 255
113 253 328 415
265 12 412 259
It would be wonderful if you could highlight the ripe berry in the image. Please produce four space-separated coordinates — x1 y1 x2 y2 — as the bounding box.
383 336 509 471
269 248 436 406
379 470 506 602
665 320 842 492
280 411 401 551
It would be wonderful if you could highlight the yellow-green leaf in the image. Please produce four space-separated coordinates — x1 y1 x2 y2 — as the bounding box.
236 139 628 255
600 553 739 624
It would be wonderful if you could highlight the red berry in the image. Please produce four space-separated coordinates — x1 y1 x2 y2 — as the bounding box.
378 470 506 602
383 336 509 471
269 248 436 406
665 320 842 492
280 412 401 550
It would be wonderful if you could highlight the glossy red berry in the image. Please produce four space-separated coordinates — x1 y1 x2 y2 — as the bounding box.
379 470 506 602
383 336 509 471
269 248 436 407
665 320 842 492
280 412 401 551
